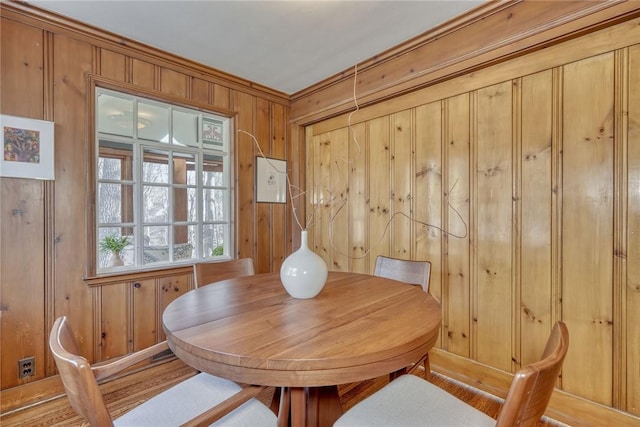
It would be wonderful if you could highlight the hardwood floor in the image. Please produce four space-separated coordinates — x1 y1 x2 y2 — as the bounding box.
0 359 565 426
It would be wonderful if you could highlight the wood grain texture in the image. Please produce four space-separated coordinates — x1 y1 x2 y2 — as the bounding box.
304 17 640 422
163 272 441 387
627 43 640 416
561 53 615 405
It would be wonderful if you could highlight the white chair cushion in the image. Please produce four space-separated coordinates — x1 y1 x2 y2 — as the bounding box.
334 374 496 427
114 373 277 427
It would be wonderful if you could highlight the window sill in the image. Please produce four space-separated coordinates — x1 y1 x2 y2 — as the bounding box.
84 264 194 287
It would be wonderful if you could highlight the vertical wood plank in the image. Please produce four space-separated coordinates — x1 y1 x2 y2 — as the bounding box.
625 44 640 416
132 279 158 352
414 102 443 301
349 123 367 273
0 181 45 387
255 98 271 273
330 127 350 271
445 93 471 357
158 275 189 340
562 53 614 405
367 117 391 272
520 69 554 366
271 103 287 272
52 33 94 361
315 132 332 268
391 110 413 259
475 81 513 371
233 91 256 259
99 283 129 360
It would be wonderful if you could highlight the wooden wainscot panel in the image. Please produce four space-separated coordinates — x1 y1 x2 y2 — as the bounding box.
271 102 288 273
99 48 127 82
158 274 191 340
160 67 189 98
414 101 442 304
390 110 413 260
627 43 640 417
474 80 513 372
329 127 350 271
519 69 554 367
0 180 46 389
366 117 391 273
443 93 471 358
348 122 367 273
97 282 129 361
132 279 159 351
0 15 47 391
132 58 157 90
52 31 96 363
561 52 615 406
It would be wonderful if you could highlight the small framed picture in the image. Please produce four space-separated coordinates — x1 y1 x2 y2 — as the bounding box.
202 118 223 146
256 156 287 204
1 114 55 180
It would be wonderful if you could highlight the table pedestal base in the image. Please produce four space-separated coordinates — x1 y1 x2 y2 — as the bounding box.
278 386 343 427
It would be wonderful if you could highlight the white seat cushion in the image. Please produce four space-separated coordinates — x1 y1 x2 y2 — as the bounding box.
334 374 496 427
114 373 277 427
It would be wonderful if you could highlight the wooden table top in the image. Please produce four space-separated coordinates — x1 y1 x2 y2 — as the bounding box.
162 271 441 387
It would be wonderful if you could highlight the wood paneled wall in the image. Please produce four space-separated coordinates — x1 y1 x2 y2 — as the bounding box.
304 16 640 425
0 2 292 400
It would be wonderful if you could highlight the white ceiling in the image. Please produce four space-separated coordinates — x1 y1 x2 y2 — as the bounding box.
28 0 483 95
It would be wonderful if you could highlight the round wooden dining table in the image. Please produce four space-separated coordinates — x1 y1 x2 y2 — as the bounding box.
162 271 441 427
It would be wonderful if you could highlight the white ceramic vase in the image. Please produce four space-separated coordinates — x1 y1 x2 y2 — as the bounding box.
280 230 328 299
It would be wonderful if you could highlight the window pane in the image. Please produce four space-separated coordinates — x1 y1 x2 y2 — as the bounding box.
173 110 198 147
174 187 197 222
98 93 134 137
203 224 225 257
172 152 195 184
98 183 133 224
138 102 169 142
143 226 168 264
202 154 225 186
174 225 194 261
202 189 227 221
143 150 169 184
98 157 122 180
143 185 169 223
98 141 134 180
98 227 134 269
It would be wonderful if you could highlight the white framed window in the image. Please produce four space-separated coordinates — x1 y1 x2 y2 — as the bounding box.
95 88 232 273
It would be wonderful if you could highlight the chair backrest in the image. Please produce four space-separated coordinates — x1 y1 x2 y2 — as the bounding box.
193 257 255 288
374 255 431 292
495 321 569 427
49 316 114 427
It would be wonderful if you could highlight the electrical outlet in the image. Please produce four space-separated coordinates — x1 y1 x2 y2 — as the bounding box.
18 357 35 379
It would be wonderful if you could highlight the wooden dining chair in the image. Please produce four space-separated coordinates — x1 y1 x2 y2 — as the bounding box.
334 321 569 427
374 255 432 378
193 257 255 288
49 316 277 427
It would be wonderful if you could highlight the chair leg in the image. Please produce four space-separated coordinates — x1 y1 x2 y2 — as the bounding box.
423 354 431 380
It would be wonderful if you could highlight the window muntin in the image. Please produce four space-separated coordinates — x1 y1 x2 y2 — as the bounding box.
96 88 232 273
